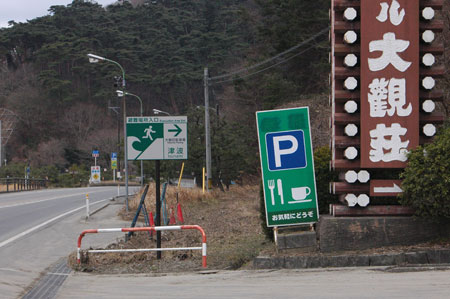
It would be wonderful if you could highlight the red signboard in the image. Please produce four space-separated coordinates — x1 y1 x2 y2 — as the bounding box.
360 0 419 168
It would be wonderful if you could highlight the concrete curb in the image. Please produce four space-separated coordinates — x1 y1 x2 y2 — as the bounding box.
89 202 111 217
254 249 450 269
88 196 125 217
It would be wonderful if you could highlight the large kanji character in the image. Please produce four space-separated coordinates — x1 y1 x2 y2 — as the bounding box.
369 123 409 162
376 0 405 26
368 33 411 72
368 78 412 117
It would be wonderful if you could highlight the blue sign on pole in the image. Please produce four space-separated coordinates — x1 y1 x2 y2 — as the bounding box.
92 150 99 157
111 152 117 159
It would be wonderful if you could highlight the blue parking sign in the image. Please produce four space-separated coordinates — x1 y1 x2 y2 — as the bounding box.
266 130 306 171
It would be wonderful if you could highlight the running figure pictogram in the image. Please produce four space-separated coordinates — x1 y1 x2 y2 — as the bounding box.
143 125 156 140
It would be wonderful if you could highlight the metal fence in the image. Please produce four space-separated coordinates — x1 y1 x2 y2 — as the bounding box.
0 178 48 193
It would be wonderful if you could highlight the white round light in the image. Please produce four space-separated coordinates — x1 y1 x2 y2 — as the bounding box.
345 170 358 183
422 30 435 43
422 100 435 113
422 7 435 20
345 194 358 207
357 170 370 183
344 124 358 137
343 7 357 21
344 77 358 90
422 76 435 90
422 53 435 67
344 100 358 113
344 54 358 67
357 194 370 207
344 147 358 160
423 124 436 137
344 30 357 44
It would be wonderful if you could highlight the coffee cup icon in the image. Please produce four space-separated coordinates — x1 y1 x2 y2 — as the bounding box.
291 186 311 201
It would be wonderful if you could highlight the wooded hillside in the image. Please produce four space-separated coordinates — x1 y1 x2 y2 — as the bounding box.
1 0 446 185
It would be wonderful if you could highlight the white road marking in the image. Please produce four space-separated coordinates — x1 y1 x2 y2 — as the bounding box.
0 267 29 273
0 189 110 210
0 198 109 249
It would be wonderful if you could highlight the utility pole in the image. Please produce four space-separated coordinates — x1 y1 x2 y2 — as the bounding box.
204 68 212 191
123 95 129 211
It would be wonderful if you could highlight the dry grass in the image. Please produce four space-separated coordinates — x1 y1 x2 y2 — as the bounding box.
69 184 272 273
127 183 217 213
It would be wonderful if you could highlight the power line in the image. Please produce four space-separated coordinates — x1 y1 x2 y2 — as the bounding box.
211 36 327 85
209 27 329 82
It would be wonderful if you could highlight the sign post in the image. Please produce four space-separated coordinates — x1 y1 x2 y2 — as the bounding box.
111 152 117 182
126 116 188 259
90 166 101 184
92 150 99 167
256 107 319 227
126 116 188 161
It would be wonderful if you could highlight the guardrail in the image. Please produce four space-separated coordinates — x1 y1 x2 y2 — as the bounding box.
77 225 207 268
0 178 47 193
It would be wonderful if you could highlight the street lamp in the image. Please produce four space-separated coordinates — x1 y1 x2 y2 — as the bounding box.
88 53 130 211
117 90 144 187
87 53 126 88
152 109 171 116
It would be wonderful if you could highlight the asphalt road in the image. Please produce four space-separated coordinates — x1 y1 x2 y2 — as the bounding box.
0 186 138 298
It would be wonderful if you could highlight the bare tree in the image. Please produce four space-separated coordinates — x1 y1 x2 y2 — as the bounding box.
61 102 107 146
28 138 67 168
81 128 118 167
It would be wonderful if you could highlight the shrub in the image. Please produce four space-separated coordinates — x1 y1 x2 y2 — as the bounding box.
259 183 273 241
400 126 450 222
314 146 339 214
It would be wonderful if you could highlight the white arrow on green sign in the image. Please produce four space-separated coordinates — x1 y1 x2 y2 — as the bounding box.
126 116 188 160
256 107 319 227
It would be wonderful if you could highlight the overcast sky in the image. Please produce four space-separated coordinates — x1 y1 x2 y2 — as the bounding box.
0 0 116 28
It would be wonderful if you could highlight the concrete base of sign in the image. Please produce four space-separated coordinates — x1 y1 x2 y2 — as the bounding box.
253 249 450 269
277 231 317 251
255 215 450 269
318 215 450 253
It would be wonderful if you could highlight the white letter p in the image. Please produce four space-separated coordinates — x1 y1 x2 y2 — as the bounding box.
273 135 298 168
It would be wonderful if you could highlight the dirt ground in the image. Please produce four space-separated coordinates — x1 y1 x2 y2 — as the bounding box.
69 184 272 273
68 184 450 273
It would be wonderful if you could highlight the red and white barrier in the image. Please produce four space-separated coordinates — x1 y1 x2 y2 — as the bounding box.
77 225 207 268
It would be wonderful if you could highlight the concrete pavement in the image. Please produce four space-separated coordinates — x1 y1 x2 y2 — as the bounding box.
56 267 450 298
52 199 450 298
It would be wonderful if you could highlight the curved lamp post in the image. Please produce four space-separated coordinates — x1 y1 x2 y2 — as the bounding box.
117 90 144 187
87 53 129 211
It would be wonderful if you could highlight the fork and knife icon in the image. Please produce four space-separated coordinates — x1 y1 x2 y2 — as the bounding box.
268 179 284 205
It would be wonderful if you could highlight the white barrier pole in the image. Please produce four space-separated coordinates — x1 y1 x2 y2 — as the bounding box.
86 194 90 219
77 225 207 268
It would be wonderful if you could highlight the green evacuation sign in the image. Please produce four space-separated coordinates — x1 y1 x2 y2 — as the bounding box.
127 116 187 160
256 107 319 227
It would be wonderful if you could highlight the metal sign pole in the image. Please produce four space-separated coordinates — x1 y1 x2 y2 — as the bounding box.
204 68 212 191
155 160 161 259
